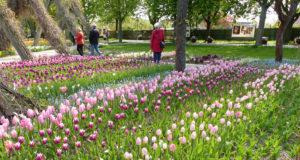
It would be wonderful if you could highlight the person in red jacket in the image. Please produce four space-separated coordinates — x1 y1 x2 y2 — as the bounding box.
151 23 165 64
75 28 84 56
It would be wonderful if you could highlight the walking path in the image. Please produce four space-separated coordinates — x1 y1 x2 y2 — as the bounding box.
1 40 299 63
0 50 59 63
105 40 299 48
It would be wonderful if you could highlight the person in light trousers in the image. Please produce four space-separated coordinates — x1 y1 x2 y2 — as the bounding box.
89 24 102 56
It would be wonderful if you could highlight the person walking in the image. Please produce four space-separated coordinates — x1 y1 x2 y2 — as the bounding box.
150 23 165 64
106 29 110 42
75 28 84 56
89 24 102 56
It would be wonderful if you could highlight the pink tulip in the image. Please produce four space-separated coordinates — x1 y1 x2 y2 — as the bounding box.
190 124 195 131
71 107 78 118
60 87 67 93
38 115 44 124
47 128 52 135
169 144 176 151
124 129 129 135
79 104 85 113
199 111 204 117
143 136 148 143
79 129 85 136
14 142 21 150
36 153 44 160
141 147 147 155
99 107 104 113
86 103 91 110
54 136 61 144
220 118 225 124
201 131 206 137
29 141 35 148
91 114 95 119
179 136 186 144
63 137 68 143
56 149 62 156
42 138 47 144
39 130 45 137
156 129 162 136
27 109 35 118
246 103 252 109
227 121 231 126
136 137 142 145
62 143 68 151
98 117 102 123
236 112 242 117
191 132 196 139
167 134 172 141
76 141 81 148
12 116 20 125
89 122 94 129
153 143 158 150
18 136 24 144
65 129 70 135
11 130 17 138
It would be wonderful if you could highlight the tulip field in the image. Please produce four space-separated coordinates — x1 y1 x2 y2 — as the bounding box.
0 55 299 159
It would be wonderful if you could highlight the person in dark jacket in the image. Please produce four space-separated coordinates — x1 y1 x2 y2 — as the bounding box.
89 24 102 56
150 23 165 64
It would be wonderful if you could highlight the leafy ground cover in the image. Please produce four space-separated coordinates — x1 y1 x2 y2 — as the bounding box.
0 59 298 159
100 43 300 59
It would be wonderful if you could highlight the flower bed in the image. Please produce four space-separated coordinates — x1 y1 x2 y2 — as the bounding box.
0 60 298 159
1 56 173 100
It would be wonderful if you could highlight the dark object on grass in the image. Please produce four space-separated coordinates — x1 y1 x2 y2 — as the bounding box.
137 35 143 40
262 37 268 45
191 36 197 43
295 37 300 45
207 37 213 43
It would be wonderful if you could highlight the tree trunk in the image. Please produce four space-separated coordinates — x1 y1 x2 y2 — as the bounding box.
33 0 51 46
175 0 189 72
116 19 118 32
33 27 43 46
71 0 91 38
27 20 37 38
274 0 299 62
53 0 77 37
0 4 33 60
206 20 211 40
255 4 268 46
118 14 123 43
283 21 294 44
0 81 41 117
0 28 11 51
275 22 288 62
283 13 299 44
173 18 177 43
28 0 70 54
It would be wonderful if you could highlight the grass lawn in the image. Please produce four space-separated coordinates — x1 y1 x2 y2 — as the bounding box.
100 43 300 59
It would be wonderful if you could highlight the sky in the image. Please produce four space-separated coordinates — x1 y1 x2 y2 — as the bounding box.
237 7 279 26
137 4 280 26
